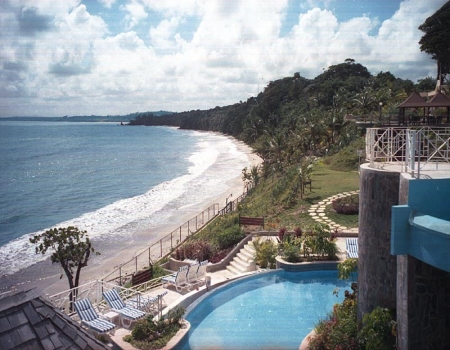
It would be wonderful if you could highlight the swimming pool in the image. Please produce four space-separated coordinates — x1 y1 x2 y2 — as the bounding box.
177 269 353 350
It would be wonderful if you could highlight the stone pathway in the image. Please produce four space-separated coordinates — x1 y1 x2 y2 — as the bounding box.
308 190 359 235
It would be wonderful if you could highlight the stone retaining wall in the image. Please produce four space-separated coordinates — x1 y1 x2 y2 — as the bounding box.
358 164 399 323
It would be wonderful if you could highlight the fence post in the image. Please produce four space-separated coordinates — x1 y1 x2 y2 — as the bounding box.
160 240 163 257
135 257 137 273
149 248 151 267
171 232 173 249
179 226 182 242
119 267 122 286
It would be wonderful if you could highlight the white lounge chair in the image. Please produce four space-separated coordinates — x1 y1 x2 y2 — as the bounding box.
161 265 189 292
346 238 359 258
73 298 116 334
126 294 158 312
102 289 146 327
196 260 209 284
126 291 168 313
186 263 200 288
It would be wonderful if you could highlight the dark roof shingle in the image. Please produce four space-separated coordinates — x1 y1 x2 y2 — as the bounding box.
0 290 109 350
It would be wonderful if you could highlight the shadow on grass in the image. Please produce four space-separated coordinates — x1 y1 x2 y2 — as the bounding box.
303 196 321 204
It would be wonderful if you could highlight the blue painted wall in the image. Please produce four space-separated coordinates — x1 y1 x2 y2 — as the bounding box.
391 178 450 273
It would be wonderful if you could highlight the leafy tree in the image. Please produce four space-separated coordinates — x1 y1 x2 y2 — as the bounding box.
418 1 450 85
29 226 99 308
415 76 437 92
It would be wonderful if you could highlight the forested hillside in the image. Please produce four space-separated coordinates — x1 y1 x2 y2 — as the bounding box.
130 59 426 171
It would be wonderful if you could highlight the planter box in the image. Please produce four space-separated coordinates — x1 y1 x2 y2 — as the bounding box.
275 256 338 272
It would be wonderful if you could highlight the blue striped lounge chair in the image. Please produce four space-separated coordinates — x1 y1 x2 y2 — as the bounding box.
102 289 146 325
73 298 116 334
161 265 189 292
346 238 359 258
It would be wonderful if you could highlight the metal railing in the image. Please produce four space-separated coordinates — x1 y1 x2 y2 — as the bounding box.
102 182 255 285
366 127 450 177
218 183 254 216
102 203 219 284
47 181 257 315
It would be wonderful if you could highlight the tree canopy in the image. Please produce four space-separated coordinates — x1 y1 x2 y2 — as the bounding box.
30 226 99 305
419 0 450 84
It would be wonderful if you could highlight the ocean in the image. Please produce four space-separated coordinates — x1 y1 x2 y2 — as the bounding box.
0 121 253 292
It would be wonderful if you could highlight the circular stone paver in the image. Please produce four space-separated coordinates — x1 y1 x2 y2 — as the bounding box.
308 190 360 234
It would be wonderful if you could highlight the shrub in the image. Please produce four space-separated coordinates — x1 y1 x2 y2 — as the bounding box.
277 227 287 241
282 241 302 263
332 195 359 215
127 306 186 349
253 238 277 268
303 223 339 260
152 263 171 279
338 258 358 281
309 284 359 349
174 241 213 261
214 225 245 250
359 307 397 350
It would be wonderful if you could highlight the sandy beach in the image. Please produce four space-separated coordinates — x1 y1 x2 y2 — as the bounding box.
0 136 262 298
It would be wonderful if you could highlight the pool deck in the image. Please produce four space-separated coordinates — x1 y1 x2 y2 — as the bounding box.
108 237 350 349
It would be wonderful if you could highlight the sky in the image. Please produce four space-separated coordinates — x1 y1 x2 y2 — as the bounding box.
0 0 447 117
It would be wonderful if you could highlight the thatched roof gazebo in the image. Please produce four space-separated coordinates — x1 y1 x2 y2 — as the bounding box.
397 91 450 126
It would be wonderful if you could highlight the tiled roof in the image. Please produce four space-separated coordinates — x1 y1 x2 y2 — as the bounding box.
427 91 450 107
0 289 109 350
397 92 426 108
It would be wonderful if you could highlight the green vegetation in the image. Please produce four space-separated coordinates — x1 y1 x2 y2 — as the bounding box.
310 260 396 349
278 223 339 263
29 226 99 311
124 306 185 350
151 263 171 279
419 0 450 84
253 238 277 268
130 60 418 163
173 214 245 263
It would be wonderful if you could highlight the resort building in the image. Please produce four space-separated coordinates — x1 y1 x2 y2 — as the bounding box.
360 124 450 349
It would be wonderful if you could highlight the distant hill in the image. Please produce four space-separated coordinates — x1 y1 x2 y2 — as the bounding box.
0 111 172 123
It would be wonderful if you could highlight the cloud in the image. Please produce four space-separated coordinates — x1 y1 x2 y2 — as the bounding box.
121 0 148 29
0 0 447 117
149 17 181 51
17 6 53 36
98 0 116 9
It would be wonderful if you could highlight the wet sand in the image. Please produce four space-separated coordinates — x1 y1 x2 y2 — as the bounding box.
0 137 262 298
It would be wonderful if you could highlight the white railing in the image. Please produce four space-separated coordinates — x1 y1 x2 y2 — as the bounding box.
46 276 167 316
366 127 450 178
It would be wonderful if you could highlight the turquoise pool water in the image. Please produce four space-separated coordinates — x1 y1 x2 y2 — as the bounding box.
178 269 353 350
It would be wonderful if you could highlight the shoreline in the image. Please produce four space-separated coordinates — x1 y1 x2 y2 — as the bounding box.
1 136 262 298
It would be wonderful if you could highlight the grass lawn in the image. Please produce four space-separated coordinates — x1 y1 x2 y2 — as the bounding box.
243 161 360 230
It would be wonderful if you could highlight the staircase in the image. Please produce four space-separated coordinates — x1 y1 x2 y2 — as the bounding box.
226 241 256 275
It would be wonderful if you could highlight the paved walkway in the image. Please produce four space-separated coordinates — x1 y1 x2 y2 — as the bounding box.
308 190 359 235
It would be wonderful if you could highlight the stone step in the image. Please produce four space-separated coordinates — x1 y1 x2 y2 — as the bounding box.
225 241 257 275
230 259 249 271
238 248 254 261
244 243 255 254
226 264 241 275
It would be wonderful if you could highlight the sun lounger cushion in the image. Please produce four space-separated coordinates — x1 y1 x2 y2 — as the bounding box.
103 289 145 321
74 298 115 333
346 238 359 258
161 265 189 291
